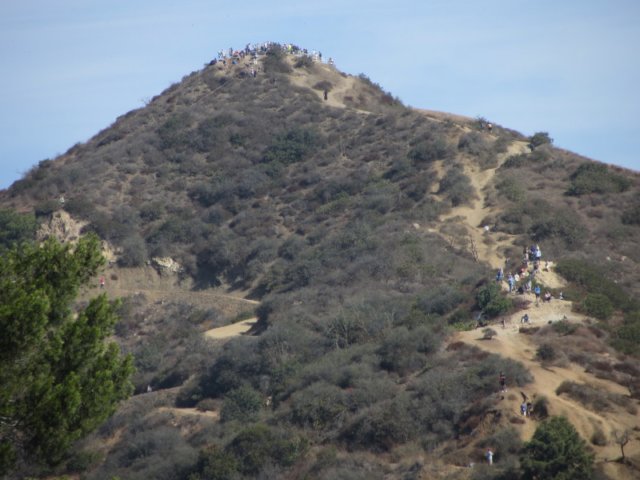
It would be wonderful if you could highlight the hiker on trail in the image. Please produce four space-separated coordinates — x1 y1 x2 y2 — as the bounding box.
535 245 542 262
487 123 493 132
501 318 506 329
499 372 506 392
507 273 515 292
486 448 494 465
559 291 564 300
534 285 541 303
99 276 105 288
521 313 529 324
496 268 504 282
543 291 552 302
323 88 328 101
521 401 528 416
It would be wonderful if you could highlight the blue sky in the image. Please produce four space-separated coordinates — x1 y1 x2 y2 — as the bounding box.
1 0 639 189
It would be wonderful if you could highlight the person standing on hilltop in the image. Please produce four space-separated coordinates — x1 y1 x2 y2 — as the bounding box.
323 89 328 101
499 372 506 392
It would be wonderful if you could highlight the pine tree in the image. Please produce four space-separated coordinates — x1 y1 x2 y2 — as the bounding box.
0 235 134 474
521 416 594 480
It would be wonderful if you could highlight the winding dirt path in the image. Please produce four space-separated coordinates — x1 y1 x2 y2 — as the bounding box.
438 140 529 269
439 139 640 470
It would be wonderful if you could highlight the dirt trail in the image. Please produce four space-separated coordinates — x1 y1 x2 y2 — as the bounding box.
204 317 257 339
439 140 529 269
289 62 366 111
455 299 638 463
437 138 639 469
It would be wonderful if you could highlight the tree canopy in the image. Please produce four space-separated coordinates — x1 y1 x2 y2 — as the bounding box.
0 235 134 474
520 416 594 480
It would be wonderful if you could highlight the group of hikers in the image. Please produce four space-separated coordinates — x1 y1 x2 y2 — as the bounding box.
208 42 334 74
495 243 560 305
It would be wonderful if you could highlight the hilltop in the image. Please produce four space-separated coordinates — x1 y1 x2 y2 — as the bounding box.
1 44 639 479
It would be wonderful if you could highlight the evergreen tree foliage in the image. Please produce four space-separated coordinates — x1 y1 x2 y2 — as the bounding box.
0 235 134 474
0 209 38 250
520 416 594 480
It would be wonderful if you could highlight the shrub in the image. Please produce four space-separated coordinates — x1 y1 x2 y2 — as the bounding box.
531 395 549 419
521 416 593 480
118 234 148 267
408 135 453 163
591 428 608 446
501 153 528 169
536 343 556 361
476 283 512 318
289 382 349 430
567 163 632 196
529 209 587 248
482 328 497 340
294 55 314 68
495 177 525 202
220 385 263 422
262 128 319 166
190 445 238 480
555 258 633 312
262 45 292 74
611 313 640 355
528 131 553 150
415 285 464 315
226 424 307 475
552 320 579 336
582 293 614 320
621 202 640 225
439 166 475 206
0 209 38 249
342 397 416 451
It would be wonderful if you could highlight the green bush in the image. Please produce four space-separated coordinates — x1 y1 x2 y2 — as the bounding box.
521 416 593 480
289 382 349 430
226 424 307 475
611 312 640 355
551 320 579 336
582 293 614 320
0 209 38 249
495 177 525 202
220 384 263 422
408 135 453 163
567 163 632 196
501 153 528 169
555 258 633 312
439 166 475 206
528 131 553 150
476 283 512 318
262 128 319 166
529 209 587 248
189 446 238 480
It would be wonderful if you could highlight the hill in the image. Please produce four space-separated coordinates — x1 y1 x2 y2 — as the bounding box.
1 43 639 479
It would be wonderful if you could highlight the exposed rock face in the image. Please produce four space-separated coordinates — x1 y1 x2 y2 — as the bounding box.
151 256 183 275
37 210 86 243
37 210 117 263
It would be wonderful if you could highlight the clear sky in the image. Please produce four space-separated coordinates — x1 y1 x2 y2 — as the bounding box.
1 0 639 189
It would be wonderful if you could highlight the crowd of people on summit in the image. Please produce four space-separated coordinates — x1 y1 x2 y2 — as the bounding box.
207 42 334 77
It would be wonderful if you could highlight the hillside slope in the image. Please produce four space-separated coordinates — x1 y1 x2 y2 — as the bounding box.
1 45 639 479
